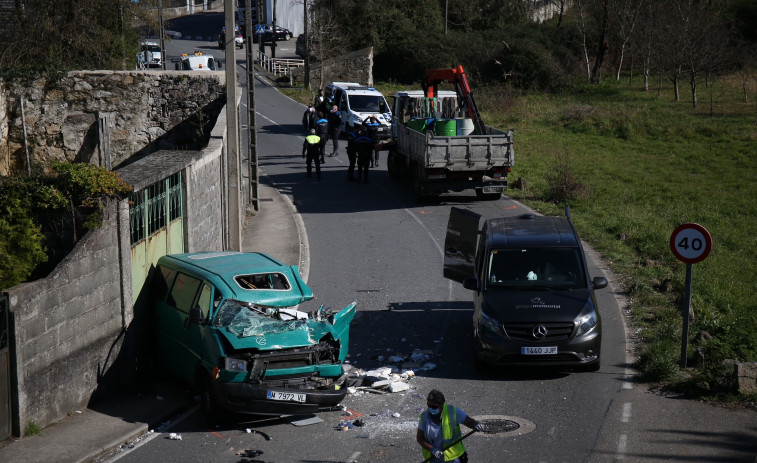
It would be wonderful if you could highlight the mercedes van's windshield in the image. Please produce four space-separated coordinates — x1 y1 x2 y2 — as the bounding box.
348 95 388 113
488 248 586 289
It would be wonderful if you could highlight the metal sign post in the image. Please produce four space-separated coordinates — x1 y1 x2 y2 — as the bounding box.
669 223 712 368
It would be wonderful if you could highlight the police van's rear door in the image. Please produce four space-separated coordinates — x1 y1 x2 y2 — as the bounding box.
443 207 481 283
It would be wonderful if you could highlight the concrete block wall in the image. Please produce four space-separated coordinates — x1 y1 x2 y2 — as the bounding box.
185 116 226 252
5 200 125 431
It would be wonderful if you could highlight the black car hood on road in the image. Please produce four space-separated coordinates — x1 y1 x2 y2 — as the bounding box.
480 288 595 323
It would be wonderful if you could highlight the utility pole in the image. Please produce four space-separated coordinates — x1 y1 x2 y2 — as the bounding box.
224 0 241 250
158 0 166 70
270 0 277 58
245 0 259 212
303 0 309 88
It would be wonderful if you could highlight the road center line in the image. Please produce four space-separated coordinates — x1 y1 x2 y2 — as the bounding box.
621 402 632 423
617 433 627 459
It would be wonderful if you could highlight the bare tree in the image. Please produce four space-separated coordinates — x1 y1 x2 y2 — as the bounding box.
0 0 156 73
575 0 593 82
590 0 610 83
630 0 664 91
677 0 733 108
612 0 643 81
308 3 348 89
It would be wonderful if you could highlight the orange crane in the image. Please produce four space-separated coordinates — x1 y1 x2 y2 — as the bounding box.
421 65 486 135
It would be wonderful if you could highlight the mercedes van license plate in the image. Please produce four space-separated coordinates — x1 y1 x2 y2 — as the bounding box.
522 346 557 355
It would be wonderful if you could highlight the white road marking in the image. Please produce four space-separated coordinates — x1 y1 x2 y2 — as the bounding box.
616 433 627 459
621 402 632 423
106 405 199 462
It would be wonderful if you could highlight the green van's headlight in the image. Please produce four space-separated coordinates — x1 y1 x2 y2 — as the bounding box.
224 357 248 372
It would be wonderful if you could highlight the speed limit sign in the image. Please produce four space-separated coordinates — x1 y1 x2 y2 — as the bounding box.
670 223 712 264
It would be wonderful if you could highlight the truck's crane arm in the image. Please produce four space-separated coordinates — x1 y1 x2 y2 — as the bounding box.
422 65 486 135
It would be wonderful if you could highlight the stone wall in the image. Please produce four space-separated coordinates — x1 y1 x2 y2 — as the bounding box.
293 47 374 91
0 71 225 176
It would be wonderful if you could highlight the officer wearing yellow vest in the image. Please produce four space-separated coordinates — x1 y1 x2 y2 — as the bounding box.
302 129 322 179
417 389 485 463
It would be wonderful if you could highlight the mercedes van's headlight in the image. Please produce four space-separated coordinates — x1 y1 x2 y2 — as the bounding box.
576 310 598 336
224 357 248 372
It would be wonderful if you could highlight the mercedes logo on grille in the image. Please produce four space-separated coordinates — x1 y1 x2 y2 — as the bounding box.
532 325 548 339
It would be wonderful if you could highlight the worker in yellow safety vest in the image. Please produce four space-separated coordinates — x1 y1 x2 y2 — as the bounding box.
417 389 485 463
302 129 322 179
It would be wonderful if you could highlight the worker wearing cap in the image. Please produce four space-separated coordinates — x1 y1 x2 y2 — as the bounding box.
354 125 375 184
417 389 485 462
363 116 381 167
314 112 329 164
302 129 322 179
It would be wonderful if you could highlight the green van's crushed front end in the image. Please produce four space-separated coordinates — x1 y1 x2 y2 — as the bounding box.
209 300 356 415
148 252 357 418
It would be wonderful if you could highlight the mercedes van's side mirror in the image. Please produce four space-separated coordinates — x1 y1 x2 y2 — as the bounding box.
189 306 206 325
462 278 479 291
592 277 608 290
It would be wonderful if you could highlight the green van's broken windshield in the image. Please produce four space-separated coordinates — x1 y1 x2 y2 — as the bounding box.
213 299 308 337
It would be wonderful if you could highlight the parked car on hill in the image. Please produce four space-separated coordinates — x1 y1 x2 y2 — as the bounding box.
254 24 293 43
137 40 162 69
176 52 218 71
148 251 357 421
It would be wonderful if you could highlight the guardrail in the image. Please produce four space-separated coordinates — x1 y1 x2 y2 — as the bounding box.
256 52 304 83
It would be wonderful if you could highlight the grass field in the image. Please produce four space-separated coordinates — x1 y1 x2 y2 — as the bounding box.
486 75 757 397
282 75 757 399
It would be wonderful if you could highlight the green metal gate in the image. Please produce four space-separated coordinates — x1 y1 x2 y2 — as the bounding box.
129 172 185 299
0 293 11 440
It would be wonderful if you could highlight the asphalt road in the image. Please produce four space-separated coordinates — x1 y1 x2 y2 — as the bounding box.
110 17 632 463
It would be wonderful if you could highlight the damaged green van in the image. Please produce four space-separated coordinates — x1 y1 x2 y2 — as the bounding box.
148 252 356 420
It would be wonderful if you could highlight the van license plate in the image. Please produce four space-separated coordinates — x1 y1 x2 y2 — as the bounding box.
521 346 557 355
267 391 306 403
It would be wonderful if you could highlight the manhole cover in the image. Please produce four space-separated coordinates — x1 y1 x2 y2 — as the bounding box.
478 418 520 434
472 415 536 438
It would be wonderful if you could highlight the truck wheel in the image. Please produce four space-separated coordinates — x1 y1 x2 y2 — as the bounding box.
475 189 502 201
413 167 438 203
412 168 424 202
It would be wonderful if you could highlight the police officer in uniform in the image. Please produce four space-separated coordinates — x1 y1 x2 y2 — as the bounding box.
327 105 342 156
345 124 360 181
302 129 322 179
417 389 485 463
363 116 381 167
354 125 375 184
314 112 329 164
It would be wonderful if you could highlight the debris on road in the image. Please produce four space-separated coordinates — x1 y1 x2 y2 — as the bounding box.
342 348 436 396
168 433 182 440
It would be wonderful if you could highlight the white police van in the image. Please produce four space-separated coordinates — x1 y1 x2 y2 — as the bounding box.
324 82 392 136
